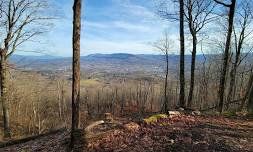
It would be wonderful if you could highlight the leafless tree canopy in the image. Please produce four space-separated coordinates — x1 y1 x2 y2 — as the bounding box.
0 0 51 138
154 32 173 113
0 0 50 57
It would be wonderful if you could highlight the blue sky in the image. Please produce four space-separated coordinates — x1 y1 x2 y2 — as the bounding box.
15 0 249 57
19 0 179 57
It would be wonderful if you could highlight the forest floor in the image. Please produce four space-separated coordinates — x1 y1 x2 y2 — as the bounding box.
0 113 253 152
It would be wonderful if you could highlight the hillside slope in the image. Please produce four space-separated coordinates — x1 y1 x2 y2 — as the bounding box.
1 114 252 152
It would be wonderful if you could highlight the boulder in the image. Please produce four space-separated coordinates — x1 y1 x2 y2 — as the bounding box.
191 111 201 116
123 122 140 132
168 111 181 118
85 120 105 133
178 107 185 111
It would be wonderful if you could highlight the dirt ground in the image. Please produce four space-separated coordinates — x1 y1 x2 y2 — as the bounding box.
0 114 253 152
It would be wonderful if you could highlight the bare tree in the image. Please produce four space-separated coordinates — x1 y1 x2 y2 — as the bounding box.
227 0 253 107
247 72 253 113
154 32 173 113
70 0 82 149
159 0 216 108
179 0 186 107
158 0 185 107
184 0 216 107
239 67 253 111
0 0 49 138
214 0 236 113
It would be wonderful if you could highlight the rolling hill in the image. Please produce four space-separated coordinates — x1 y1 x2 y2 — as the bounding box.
9 53 207 73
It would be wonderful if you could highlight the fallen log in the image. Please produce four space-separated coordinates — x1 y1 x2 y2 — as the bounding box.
200 98 244 112
0 128 66 148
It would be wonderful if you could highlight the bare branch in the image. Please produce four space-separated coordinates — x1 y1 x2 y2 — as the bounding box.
213 0 231 7
0 0 52 58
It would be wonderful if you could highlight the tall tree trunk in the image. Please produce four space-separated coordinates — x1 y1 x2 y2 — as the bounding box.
179 0 185 107
57 81 62 121
218 0 236 113
247 74 253 113
163 52 169 113
226 55 239 107
0 52 11 138
239 71 253 111
188 34 197 107
70 0 82 149
227 19 246 108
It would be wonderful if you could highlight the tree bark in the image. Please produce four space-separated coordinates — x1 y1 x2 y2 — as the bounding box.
179 0 185 107
247 73 253 113
70 0 82 149
0 51 11 138
239 71 253 111
163 52 169 113
217 0 236 113
57 81 62 121
188 34 197 107
227 14 247 108
227 54 239 108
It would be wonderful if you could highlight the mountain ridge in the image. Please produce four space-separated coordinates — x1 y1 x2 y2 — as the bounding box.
9 53 252 74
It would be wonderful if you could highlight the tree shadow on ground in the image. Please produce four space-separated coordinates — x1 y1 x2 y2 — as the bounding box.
66 129 86 152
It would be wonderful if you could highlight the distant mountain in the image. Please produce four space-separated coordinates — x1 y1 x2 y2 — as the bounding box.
8 53 208 72
85 53 136 59
10 53 252 74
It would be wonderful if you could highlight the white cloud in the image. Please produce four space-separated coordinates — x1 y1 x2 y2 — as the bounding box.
84 21 109 29
113 21 151 32
85 20 152 32
27 0 180 56
116 0 156 20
